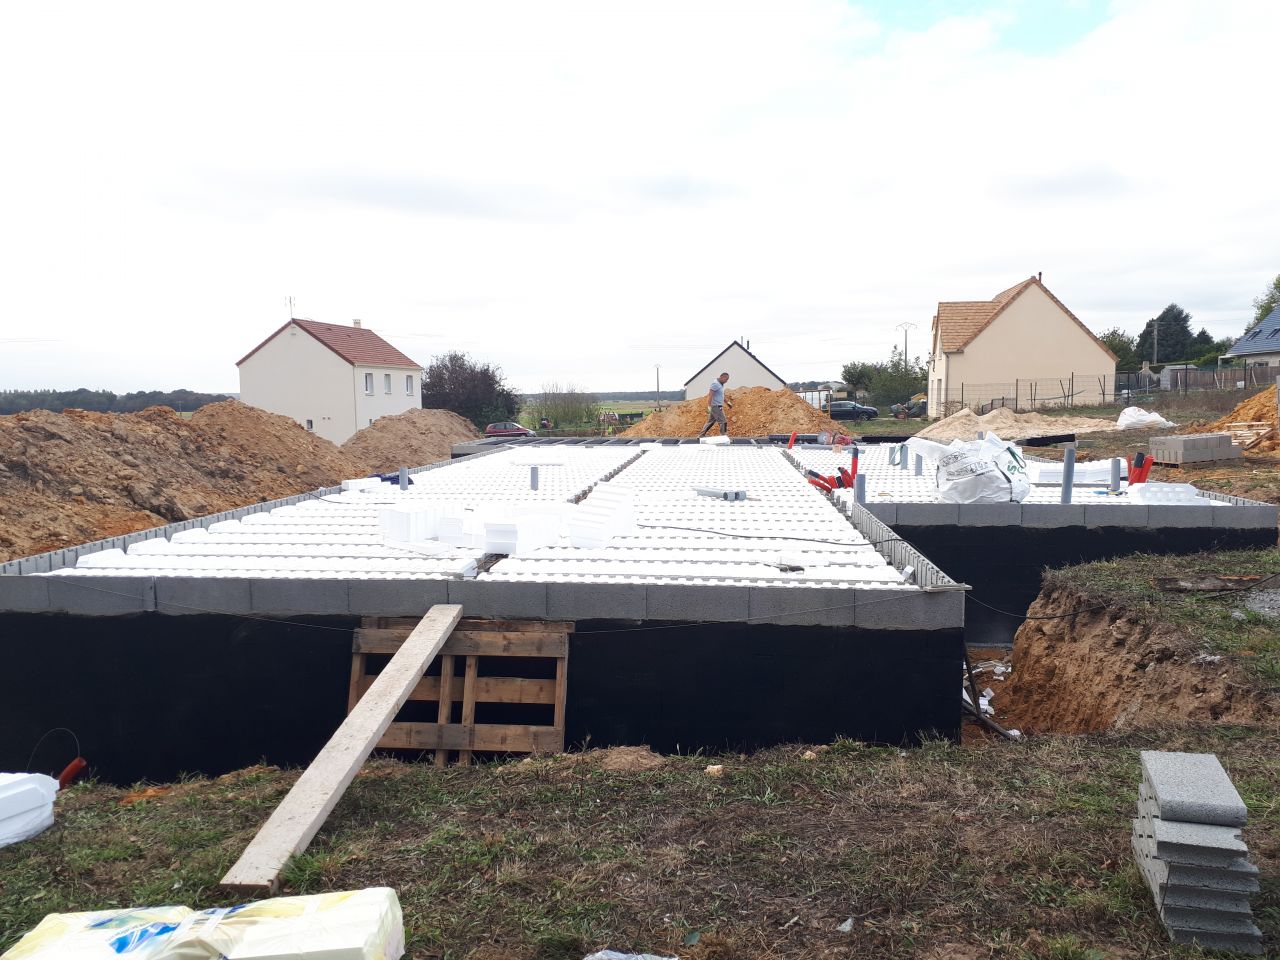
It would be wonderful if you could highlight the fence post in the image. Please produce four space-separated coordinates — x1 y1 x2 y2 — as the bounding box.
960 383 964 409
1069 373 1074 408
1015 379 1019 410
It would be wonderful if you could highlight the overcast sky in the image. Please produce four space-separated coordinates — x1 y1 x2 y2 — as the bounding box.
1 0 1277 395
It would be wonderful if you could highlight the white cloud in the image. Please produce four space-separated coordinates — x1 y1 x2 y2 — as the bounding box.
0 0 1276 394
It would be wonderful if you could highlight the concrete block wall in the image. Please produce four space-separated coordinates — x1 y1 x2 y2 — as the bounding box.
1131 750 1263 953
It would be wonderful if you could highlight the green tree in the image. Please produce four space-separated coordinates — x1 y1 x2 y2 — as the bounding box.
1097 327 1140 369
839 362 876 393
865 347 927 407
529 382 600 428
1135 304 1194 363
420 352 519 429
1246 274 1280 331
1191 336 1237 366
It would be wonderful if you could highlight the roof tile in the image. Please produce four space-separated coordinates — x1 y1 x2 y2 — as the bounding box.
238 320 422 369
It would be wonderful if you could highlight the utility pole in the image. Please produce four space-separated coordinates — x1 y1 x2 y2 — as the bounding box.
895 321 917 369
655 365 661 410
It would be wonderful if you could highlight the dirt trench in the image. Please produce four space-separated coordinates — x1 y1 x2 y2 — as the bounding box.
989 584 1277 734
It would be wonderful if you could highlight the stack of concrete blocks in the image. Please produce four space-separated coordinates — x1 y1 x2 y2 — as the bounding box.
1149 433 1241 465
1132 751 1263 954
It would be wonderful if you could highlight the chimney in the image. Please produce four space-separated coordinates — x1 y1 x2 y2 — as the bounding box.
1037 272 1042 282
352 319 362 328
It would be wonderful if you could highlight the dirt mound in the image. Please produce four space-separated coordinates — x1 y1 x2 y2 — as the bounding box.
1199 385 1280 454
619 387 847 438
0 401 366 563
1207 385 1278 431
342 408 478 473
917 406 1119 442
993 584 1277 734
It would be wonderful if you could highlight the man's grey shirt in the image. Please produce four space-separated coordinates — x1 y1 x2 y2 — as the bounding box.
708 380 725 407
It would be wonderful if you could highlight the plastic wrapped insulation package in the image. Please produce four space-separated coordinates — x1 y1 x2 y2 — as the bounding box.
0 773 59 849
0 887 405 960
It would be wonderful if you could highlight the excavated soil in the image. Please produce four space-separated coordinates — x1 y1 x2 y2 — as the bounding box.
0 401 468 563
619 387 848 438
341 407 478 473
1200 384 1279 454
991 584 1277 734
917 406 1120 442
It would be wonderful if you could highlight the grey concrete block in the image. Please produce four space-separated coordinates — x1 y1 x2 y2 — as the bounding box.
865 502 897 525
154 577 254 615
1167 860 1260 893
348 578 450 617
46 575 155 615
1020 503 1086 527
1149 815 1248 865
1084 504 1149 527
1162 884 1253 914
957 502 1022 526
895 503 960 526
448 579 549 619
1166 928 1262 954
250 578 350 615
747 586 858 626
0 575 51 613
1160 905 1260 934
16 554 53 574
645 583 751 622
1213 504 1279 529
546 582 647 620
1145 504 1215 528
1141 751 1247 827
853 587 964 630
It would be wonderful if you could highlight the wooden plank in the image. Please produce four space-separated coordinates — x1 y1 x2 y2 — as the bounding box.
379 722 564 753
460 618 575 633
357 674 556 705
346 652 367 714
1244 427 1276 451
434 654 455 767
553 655 568 747
458 655 479 765
377 617 574 633
353 629 568 657
221 603 463 894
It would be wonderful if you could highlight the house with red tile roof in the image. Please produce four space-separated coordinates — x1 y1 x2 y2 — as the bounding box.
237 319 424 444
927 276 1117 417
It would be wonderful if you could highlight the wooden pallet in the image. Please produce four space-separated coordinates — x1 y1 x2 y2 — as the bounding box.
349 617 571 765
1224 421 1273 448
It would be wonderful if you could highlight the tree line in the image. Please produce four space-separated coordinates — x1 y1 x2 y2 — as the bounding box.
0 388 231 416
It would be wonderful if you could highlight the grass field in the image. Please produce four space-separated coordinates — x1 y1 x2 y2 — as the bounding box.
2 729 1276 958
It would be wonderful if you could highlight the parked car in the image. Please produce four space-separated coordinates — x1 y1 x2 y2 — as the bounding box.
824 400 879 421
484 421 536 438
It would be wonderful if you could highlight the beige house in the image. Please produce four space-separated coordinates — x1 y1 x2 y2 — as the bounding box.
928 276 1117 417
237 319 423 444
683 340 787 400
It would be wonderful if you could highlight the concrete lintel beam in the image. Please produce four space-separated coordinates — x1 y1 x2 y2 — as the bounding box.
447 579 549 619
546 582 647 620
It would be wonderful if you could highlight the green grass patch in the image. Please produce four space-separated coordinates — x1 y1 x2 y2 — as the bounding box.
2 737 1279 957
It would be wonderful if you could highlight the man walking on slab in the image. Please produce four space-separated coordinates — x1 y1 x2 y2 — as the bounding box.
698 372 732 437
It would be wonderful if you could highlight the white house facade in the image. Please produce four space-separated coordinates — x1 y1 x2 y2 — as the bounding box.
683 341 787 400
237 319 423 444
928 277 1117 417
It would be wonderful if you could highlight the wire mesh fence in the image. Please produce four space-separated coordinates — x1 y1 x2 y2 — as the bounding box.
932 365 1279 417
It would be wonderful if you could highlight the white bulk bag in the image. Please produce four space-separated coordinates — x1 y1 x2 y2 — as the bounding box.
934 434 1030 503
